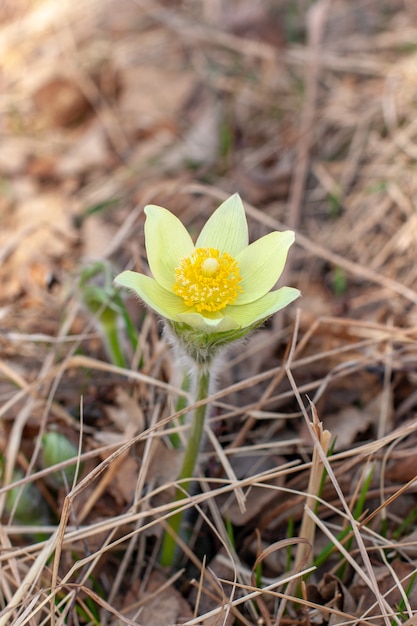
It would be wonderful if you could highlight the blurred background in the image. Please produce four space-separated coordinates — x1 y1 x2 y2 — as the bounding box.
2 1 417 623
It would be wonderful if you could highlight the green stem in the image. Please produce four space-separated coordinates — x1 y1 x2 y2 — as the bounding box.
160 364 210 567
169 372 191 449
102 319 127 368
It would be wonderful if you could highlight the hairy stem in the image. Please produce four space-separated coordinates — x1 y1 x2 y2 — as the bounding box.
160 364 210 567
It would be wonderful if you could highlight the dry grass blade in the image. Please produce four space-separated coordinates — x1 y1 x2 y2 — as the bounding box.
2 1 417 623
294 405 331 572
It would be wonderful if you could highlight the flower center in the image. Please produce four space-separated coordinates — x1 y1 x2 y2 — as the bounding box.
173 247 243 313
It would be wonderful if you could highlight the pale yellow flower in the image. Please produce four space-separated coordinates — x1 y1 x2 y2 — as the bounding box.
115 194 299 334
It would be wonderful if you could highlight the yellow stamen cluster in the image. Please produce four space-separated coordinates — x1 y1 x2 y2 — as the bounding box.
173 247 242 312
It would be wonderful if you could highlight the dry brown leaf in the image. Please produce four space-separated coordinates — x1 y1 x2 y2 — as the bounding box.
0 192 77 299
103 387 145 435
118 66 193 134
351 559 417 622
82 215 119 260
144 439 183 488
123 570 193 625
222 0 285 49
162 100 221 169
33 76 91 128
235 156 292 205
385 442 417 483
217 454 285 525
56 121 110 176
0 137 39 175
297 281 338 330
4 193 76 261
310 406 372 452
105 454 140 505
307 573 357 625
299 391 392 451
188 550 236 626
399 528 417 558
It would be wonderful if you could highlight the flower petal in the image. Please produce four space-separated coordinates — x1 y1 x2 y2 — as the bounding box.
144 205 194 290
235 230 295 304
196 193 248 255
225 287 300 328
177 311 240 332
114 270 188 322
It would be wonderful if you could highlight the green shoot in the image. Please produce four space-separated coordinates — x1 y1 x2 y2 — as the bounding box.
78 261 138 367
